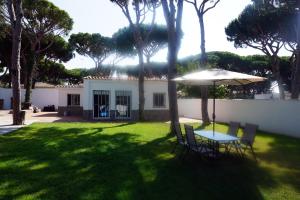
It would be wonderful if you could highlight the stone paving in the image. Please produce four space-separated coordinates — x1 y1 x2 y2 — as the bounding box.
0 110 36 135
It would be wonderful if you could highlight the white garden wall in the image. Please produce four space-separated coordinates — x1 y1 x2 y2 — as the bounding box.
32 88 59 109
0 88 58 110
178 98 300 138
0 88 14 109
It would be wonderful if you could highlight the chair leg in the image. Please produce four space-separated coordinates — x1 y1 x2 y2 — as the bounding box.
224 143 230 154
234 142 244 158
241 146 248 159
227 142 235 153
250 145 257 162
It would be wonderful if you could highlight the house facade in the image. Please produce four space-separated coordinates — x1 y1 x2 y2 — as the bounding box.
80 76 169 121
0 77 170 121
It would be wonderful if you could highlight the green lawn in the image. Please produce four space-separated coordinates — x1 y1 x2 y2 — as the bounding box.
0 122 299 200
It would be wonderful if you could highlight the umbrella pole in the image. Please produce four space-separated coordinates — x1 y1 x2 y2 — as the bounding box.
213 81 216 136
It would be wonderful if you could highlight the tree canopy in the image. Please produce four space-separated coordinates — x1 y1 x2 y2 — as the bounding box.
69 33 114 69
20 0 74 105
23 0 73 38
225 4 283 53
113 24 168 63
42 35 74 63
225 3 288 99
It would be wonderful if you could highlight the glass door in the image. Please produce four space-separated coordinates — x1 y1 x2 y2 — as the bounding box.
115 91 131 119
93 90 110 119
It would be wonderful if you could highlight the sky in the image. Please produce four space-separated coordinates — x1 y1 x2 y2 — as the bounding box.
49 0 275 69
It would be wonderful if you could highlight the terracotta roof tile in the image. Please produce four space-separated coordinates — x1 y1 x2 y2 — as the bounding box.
55 84 83 88
83 76 167 81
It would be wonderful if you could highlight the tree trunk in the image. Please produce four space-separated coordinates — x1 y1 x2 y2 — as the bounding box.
24 51 38 108
167 32 179 133
161 0 183 134
146 55 153 77
199 14 207 64
291 11 300 99
137 48 145 121
291 49 300 99
199 14 210 125
201 86 210 125
271 56 285 99
276 72 285 100
8 0 23 125
24 66 33 107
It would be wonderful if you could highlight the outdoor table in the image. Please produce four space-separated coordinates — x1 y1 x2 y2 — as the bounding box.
194 130 239 157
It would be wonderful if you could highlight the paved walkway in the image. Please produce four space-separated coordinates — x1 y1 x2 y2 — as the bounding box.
0 110 87 135
166 117 202 124
0 110 36 135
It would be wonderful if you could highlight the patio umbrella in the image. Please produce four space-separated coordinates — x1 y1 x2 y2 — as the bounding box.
173 68 266 135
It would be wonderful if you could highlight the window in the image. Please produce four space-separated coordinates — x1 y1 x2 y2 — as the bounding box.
93 90 110 119
67 94 80 106
153 93 166 108
115 91 131 119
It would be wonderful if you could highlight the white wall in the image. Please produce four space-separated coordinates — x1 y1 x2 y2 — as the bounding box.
58 88 84 107
178 98 300 138
0 88 58 109
32 89 59 109
83 79 169 111
0 88 13 109
144 81 169 110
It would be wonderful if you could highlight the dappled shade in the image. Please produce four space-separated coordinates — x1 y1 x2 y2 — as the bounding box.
0 123 299 199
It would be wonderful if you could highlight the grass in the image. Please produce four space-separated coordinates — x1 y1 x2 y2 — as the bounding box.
0 122 299 200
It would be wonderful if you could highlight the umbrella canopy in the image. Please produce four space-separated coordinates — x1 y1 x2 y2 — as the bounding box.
173 68 266 135
173 68 266 85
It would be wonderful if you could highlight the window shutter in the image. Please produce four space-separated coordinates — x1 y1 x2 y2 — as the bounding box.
77 95 80 105
67 94 71 106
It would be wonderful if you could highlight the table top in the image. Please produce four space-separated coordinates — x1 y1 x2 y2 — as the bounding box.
194 130 239 143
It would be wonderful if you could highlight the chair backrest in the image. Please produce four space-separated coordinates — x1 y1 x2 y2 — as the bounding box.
227 121 240 137
174 122 184 144
241 123 258 146
184 124 197 148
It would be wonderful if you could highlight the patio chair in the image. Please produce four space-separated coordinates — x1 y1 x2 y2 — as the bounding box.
183 124 212 159
227 121 240 137
237 123 258 161
171 122 187 153
223 121 240 153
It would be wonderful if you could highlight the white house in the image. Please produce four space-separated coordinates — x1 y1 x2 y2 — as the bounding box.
0 76 170 121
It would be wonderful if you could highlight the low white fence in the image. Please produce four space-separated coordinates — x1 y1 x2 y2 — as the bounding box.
178 98 300 138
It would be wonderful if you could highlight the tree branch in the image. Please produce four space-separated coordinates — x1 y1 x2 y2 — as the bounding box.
203 0 220 14
161 0 171 28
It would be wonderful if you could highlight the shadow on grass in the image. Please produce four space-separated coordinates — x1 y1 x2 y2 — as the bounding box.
0 123 298 199
254 132 300 192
